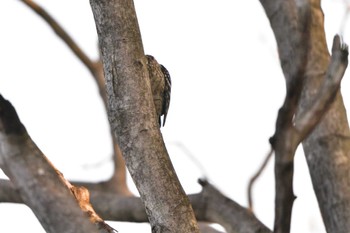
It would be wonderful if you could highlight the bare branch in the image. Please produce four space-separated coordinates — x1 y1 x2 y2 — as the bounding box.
296 35 349 138
0 95 101 233
294 2 350 228
260 0 350 232
20 0 99 78
259 1 311 232
20 0 130 196
247 147 273 211
89 0 199 231
198 180 272 233
0 178 271 233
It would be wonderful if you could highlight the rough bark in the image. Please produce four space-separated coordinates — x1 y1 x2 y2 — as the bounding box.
260 0 310 232
89 0 199 232
4 0 349 232
0 96 100 233
298 1 350 232
260 0 350 232
197 180 272 233
0 178 271 233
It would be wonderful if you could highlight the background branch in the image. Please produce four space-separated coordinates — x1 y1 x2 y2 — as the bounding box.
259 1 311 232
260 0 350 232
20 0 130 195
20 0 98 78
295 1 350 231
0 178 271 233
247 147 273 211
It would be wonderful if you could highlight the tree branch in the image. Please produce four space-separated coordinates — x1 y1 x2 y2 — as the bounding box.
20 0 98 78
198 180 272 233
89 0 199 232
0 178 271 233
295 35 349 138
0 95 103 233
295 1 350 232
260 0 350 232
247 147 273 211
19 0 130 195
259 1 311 232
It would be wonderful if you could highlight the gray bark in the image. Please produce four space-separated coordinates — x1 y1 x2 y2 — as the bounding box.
0 178 272 233
2 0 349 232
260 0 350 232
0 96 99 233
89 0 199 232
299 2 350 232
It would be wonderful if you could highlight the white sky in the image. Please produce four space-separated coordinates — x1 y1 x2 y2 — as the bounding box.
0 0 349 232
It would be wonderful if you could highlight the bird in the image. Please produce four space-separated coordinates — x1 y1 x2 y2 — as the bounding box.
145 55 171 127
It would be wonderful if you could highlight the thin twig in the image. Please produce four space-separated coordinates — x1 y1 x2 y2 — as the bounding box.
20 0 129 195
171 141 209 179
247 147 273 212
20 0 99 78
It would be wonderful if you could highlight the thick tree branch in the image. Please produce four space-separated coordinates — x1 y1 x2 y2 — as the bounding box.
295 1 350 232
0 95 103 233
198 180 272 233
89 0 199 232
0 178 271 233
259 1 311 232
260 0 350 232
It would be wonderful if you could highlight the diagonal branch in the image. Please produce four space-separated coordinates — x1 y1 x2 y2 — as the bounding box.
20 0 99 78
19 0 130 195
0 178 271 233
198 180 272 233
259 1 349 233
247 147 273 211
89 0 200 232
295 35 349 138
0 95 105 233
259 1 311 232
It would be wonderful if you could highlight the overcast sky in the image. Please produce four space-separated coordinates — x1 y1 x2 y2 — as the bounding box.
0 0 349 232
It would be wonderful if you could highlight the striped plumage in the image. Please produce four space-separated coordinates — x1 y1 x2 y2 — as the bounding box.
146 55 171 127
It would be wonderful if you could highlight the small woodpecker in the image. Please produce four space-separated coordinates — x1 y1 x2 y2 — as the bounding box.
146 55 171 127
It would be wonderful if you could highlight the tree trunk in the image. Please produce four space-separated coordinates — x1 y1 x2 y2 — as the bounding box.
299 1 350 232
89 0 199 232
